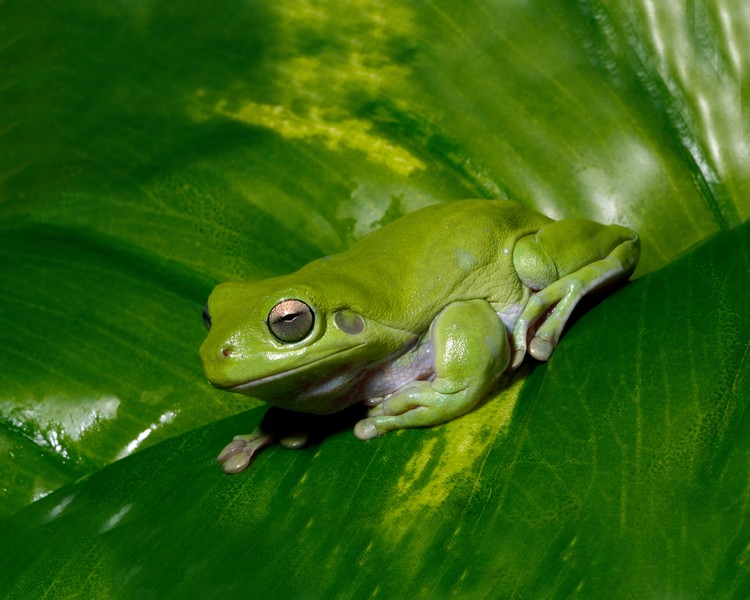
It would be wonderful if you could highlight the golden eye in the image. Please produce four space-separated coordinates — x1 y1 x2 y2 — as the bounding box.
267 299 314 343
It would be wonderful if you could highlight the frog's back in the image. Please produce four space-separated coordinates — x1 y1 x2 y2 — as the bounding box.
391 200 551 246
301 200 553 328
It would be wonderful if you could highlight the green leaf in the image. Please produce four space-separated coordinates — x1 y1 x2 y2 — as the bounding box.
1 0 749 594
1 221 748 598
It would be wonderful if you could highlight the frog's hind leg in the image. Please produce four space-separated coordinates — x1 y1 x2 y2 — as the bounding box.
354 299 509 440
511 219 640 368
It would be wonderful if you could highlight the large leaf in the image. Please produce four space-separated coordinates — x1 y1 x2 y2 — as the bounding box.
1 221 748 598
1 0 748 592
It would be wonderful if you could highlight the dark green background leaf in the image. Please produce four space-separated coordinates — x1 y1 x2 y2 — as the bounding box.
1 0 748 595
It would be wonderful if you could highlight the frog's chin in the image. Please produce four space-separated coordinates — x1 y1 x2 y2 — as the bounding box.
225 344 367 395
227 370 289 393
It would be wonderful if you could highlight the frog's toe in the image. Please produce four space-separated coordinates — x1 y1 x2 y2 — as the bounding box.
529 336 555 361
367 394 419 417
216 432 275 474
216 438 247 463
511 324 532 370
510 347 527 370
363 396 385 407
354 417 386 440
279 431 309 450
355 411 431 440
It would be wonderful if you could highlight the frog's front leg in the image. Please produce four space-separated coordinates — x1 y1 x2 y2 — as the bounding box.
511 218 640 368
354 299 509 440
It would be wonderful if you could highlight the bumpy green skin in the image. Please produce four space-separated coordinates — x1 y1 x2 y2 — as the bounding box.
201 200 639 473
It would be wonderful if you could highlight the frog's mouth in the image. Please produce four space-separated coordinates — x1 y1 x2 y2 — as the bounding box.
225 343 368 394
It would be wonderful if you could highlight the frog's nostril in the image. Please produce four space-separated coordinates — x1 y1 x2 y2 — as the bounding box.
221 346 233 358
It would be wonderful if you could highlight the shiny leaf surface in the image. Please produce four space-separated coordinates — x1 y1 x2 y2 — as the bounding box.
1 0 749 595
1 222 748 598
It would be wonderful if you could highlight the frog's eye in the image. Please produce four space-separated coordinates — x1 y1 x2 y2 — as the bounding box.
202 303 212 331
268 299 314 343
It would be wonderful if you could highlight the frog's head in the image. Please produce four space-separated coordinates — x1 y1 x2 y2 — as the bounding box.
200 280 415 414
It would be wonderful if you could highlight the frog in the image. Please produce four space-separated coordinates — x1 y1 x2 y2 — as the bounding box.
200 200 640 473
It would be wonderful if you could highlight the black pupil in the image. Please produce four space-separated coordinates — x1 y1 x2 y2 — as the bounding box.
268 299 314 343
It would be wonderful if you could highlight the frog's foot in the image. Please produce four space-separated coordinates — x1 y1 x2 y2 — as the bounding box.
511 235 639 369
216 429 311 473
512 281 578 368
216 429 276 474
354 381 466 440
354 299 509 440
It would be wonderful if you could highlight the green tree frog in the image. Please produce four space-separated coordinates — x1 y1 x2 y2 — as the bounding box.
201 200 639 473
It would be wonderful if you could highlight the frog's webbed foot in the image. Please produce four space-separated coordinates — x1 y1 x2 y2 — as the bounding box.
217 430 277 474
216 407 312 474
354 299 508 440
354 383 437 440
217 429 311 474
511 227 639 369
353 378 495 441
